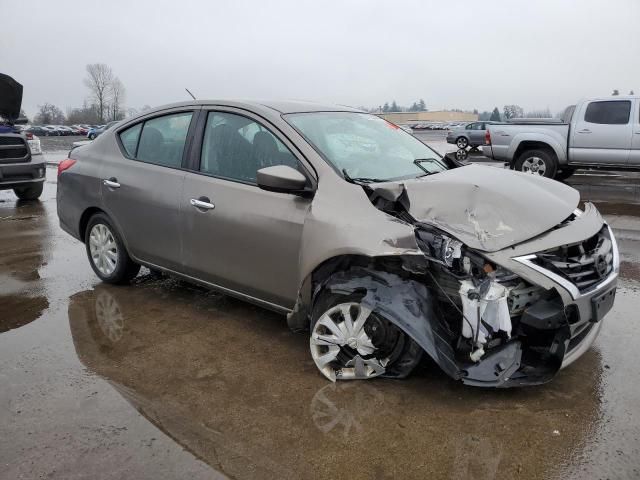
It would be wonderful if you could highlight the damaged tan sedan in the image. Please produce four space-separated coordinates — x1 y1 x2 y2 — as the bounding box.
57 101 619 387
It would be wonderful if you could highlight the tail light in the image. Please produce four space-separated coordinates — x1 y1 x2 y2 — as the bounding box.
25 132 34 140
57 158 76 176
484 130 491 145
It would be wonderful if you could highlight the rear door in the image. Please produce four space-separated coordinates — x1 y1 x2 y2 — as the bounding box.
468 122 484 145
629 99 640 166
570 99 632 165
101 108 198 270
180 108 313 309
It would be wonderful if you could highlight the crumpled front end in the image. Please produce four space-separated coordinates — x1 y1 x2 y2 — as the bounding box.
411 203 618 387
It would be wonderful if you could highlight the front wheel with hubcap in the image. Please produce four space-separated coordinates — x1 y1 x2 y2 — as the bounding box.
514 149 558 178
85 213 140 284
310 291 421 381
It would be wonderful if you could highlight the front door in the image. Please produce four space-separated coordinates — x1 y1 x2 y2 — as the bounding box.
180 109 312 308
570 99 632 165
100 110 196 270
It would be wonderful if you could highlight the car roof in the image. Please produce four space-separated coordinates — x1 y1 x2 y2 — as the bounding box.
584 95 639 102
139 99 363 116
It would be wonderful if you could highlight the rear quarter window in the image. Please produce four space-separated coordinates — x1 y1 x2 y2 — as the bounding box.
119 123 142 157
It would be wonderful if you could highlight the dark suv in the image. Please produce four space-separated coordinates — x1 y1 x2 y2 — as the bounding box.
0 74 46 200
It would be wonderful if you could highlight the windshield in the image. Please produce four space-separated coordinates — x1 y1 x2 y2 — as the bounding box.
284 112 447 182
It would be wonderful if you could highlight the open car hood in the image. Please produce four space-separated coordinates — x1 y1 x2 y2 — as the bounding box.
372 164 580 252
0 73 23 121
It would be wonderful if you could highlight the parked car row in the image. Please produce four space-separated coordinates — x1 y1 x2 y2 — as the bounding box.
20 124 106 137
410 121 466 131
87 121 120 140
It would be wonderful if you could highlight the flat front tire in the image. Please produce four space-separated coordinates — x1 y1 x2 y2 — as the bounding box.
310 288 422 382
85 213 140 284
514 149 558 178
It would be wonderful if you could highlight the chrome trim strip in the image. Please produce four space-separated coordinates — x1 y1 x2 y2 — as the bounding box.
561 319 604 369
135 259 293 314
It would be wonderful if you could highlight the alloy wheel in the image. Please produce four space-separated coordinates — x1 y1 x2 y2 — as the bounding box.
521 156 547 176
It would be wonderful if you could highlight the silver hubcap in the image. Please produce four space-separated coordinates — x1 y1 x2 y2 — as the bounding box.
457 138 467 148
89 224 118 276
521 156 547 176
310 302 388 381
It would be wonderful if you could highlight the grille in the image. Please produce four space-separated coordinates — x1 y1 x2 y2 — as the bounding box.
533 227 613 292
0 146 29 161
0 136 24 146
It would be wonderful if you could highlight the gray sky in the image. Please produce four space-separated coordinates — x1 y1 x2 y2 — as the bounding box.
2 0 639 118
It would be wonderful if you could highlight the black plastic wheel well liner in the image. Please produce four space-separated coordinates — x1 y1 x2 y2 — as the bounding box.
79 207 106 243
316 265 461 380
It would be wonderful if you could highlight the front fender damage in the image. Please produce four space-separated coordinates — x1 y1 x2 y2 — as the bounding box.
301 261 572 388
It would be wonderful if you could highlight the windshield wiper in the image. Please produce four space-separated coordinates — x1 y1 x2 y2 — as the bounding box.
413 158 441 176
342 168 388 184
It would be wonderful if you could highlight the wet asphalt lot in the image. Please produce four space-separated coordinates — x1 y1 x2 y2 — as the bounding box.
1 134 639 479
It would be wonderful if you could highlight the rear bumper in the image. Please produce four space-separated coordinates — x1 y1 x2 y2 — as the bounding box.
0 159 46 189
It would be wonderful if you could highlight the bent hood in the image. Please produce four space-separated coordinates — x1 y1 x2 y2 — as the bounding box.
0 73 23 121
372 164 580 252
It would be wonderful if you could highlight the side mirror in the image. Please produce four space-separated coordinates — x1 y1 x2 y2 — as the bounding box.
257 165 311 195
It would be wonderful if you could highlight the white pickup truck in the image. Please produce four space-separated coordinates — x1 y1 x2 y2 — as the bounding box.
483 96 640 179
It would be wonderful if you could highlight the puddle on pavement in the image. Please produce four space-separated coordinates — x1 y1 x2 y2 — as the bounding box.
64 281 612 479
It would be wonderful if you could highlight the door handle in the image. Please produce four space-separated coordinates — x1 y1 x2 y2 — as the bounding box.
577 129 592 134
103 178 120 189
190 197 215 211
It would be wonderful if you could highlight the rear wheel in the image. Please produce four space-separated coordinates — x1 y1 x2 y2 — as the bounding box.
85 213 140 284
514 149 558 178
456 136 469 149
13 183 43 200
310 289 421 381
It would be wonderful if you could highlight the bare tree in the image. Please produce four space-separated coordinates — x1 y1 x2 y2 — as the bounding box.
524 108 552 118
109 77 126 121
84 64 114 122
503 104 524 120
34 103 66 124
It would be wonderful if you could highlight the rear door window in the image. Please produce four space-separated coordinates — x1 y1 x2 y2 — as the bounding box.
136 112 193 167
118 112 193 167
584 101 631 125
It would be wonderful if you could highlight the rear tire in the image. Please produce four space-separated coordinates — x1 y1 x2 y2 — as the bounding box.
13 183 43 200
514 149 558 178
310 286 422 381
456 136 469 149
85 213 140 284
